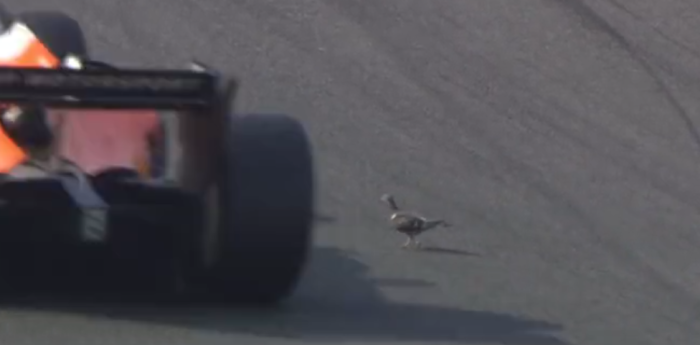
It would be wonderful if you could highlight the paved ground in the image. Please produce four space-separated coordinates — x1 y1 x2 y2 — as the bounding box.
2 0 700 344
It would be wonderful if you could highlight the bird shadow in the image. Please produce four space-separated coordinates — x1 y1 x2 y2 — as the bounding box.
370 277 436 288
313 213 337 223
0 247 567 344
416 245 481 257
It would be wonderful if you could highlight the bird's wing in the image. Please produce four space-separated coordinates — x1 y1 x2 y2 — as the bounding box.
393 214 425 232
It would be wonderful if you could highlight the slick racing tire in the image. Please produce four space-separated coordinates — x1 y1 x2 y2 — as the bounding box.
16 10 88 58
201 113 315 306
0 4 13 32
16 11 88 59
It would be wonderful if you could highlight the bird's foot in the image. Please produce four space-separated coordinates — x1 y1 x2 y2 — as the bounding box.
401 239 422 250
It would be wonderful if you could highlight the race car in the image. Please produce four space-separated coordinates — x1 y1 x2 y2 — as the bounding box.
0 7 315 306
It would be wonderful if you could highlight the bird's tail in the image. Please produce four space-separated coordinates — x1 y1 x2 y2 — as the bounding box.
423 219 450 230
380 193 400 211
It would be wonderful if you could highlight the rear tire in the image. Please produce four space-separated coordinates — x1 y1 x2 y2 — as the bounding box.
201 113 314 306
0 4 13 32
16 10 88 59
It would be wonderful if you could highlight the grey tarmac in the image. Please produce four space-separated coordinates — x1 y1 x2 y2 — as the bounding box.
2 0 700 344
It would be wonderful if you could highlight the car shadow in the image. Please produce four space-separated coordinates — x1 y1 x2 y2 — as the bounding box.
0 247 568 344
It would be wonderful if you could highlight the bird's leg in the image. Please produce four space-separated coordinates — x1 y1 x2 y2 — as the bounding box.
402 235 423 250
402 235 414 249
412 238 423 249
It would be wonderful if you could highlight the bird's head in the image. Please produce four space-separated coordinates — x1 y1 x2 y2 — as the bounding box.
380 193 400 211
380 193 394 204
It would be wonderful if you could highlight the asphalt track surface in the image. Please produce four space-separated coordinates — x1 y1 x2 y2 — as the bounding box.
2 0 700 344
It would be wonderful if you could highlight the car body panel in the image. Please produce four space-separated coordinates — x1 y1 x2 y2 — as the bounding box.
51 109 160 175
0 21 161 175
0 22 59 172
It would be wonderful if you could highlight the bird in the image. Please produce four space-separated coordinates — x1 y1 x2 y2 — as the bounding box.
380 193 450 249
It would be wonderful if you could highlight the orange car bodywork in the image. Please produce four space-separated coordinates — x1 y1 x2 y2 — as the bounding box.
0 23 159 175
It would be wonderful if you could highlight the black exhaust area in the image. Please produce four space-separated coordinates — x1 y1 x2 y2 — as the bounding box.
0 104 54 151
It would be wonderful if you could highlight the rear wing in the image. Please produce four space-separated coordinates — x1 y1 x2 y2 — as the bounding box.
0 66 223 110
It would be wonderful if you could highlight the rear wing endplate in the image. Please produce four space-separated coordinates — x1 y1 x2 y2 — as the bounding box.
0 66 221 110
